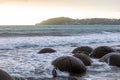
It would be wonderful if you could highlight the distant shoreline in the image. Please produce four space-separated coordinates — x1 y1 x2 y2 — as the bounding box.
36 17 120 25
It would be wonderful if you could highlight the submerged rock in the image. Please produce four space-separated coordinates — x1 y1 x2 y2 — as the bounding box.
14 76 77 80
90 46 114 58
73 53 92 66
52 56 86 77
72 46 93 55
0 69 13 80
38 48 56 54
68 77 77 80
99 52 120 67
30 76 77 80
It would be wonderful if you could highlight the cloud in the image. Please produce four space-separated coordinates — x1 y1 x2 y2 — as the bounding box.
0 0 120 12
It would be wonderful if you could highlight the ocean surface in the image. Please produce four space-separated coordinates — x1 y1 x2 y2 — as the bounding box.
0 25 120 80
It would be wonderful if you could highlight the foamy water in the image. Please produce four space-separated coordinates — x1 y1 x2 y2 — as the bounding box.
0 46 120 80
0 25 120 80
0 46 73 78
0 32 120 50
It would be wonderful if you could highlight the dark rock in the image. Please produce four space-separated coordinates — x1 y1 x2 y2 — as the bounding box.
52 68 57 77
90 46 114 58
99 52 118 62
72 46 93 55
14 76 77 80
52 56 86 77
38 48 56 54
13 77 25 80
73 53 92 66
68 77 77 80
0 69 13 80
99 52 120 67
26 76 76 80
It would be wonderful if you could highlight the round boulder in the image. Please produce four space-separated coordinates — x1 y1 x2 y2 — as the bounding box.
0 69 13 80
52 56 86 77
90 46 114 58
72 46 93 55
38 48 56 54
99 52 120 67
73 53 92 66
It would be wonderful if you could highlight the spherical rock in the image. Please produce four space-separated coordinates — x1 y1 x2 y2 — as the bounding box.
52 56 86 77
90 46 114 58
73 53 92 66
99 52 120 67
38 48 56 54
0 69 13 80
72 46 93 55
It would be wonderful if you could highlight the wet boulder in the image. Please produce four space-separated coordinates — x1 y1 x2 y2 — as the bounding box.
0 69 13 80
38 48 56 54
52 56 86 77
68 77 78 80
73 53 92 66
90 46 114 58
72 46 93 55
99 52 120 67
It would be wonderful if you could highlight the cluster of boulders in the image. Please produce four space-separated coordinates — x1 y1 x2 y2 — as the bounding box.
51 46 93 78
1 46 120 80
38 46 120 78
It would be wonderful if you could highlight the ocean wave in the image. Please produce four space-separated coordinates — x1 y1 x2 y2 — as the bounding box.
0 32 120 49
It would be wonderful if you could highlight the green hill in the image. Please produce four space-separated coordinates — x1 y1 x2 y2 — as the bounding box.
36 17 120 25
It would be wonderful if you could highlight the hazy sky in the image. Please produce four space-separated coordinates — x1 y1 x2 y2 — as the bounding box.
0 0 120 25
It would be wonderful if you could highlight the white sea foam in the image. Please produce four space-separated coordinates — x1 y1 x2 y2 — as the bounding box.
88 59 111 72
0 32 120 79
0 47 72 78
0 32 120 49
0 46 120 79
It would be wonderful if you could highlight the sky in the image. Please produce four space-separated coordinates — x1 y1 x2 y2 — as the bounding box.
0 0 120 25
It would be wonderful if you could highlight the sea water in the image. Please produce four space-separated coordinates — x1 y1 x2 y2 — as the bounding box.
0 25 120 80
